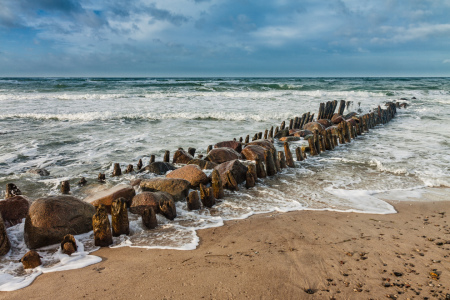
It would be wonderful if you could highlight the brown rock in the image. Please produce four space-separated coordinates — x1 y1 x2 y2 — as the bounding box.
255 158 267 178
142 207 157 229
317 119 332 128
25 196 96 249
241 145 266 161
130 192 165 215
172 149 194 164
245 164 257 189
130 179 142 187
0 214 11 256
84 184 136 210
92 204 113 247
111 198 129 237
293 130 313 138
125 164 134 174
112 163 122 177
264 150 277 176
166 165 209 188
205 148 241 164
200 184 215 208
140 178 190 201
5 183 21 198
273 128 289 139
0 195 30 228
20 250 41 269
331 114 345 124
247 139 276 152
98 173 106 182
303 122 326 135
187 159 218 170
60 234 77 256
211 169 224 199
213 160 248 189
214 141 243 153
279 136 300 142
60 180 70 194
187 191 201 211
142 162 177 175
78 177 87 186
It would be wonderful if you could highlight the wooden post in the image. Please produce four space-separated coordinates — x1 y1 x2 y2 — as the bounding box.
78 177 87 186
289 119 294 130
258 132 263 139
264 150 277 176
295 147 304 161
280 121 285 130
98 173 106 182
188 147 196 157
224 171 239 191
269 126 274 138
245 135 250 144
264 129 268 139
274 127 279 136
92 204 113 247
112 163 122 176
211 169 224 199
207 145 213 153
187 191 201 211
255 158 267 178
309 113 315 123
60 181 70 194
246 164 257 188
142 207 157 229
137 159 143 170
318 103 325 119
252 134 258 141
150 155 155 164
5 183 21 198
284 142 295 168
111 198 129 237
272 149 281 172
338 100 346 115
163 151 170 162
308 137 318 156
200 184 215 207
239 137 243 143
314 130 321 154
278 151 287 169
294 117 299 129
125 164 133 174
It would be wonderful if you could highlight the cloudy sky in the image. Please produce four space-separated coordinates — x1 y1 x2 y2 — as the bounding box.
1 0 449 77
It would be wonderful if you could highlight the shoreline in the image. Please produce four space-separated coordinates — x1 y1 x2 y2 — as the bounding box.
2 199 449 299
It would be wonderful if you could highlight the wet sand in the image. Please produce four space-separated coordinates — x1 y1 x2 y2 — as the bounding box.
1 199 449 300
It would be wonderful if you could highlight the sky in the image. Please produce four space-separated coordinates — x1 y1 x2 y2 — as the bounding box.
0 0 450 77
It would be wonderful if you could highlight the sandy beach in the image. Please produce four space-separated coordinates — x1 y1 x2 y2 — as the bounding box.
1 197 448 300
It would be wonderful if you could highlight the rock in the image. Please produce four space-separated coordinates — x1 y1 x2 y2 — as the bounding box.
264 149 277 176
303 122 326 135
92 204 113 247
317 119 332 128
0 214 11 256
130 192 164 215
255 158 267 178
172 149 194 164
24 196 96 249
344 112 357 119
140 178 190 201
213 160 248 189
224 170 239 191
142 207 157 229
84 184 136 210
159 196 177 220
331 114 345 124
273 128 289 139
200 184 215 208
211 169 224 199
130 179 142 187
187 191 201 210
142 162 177 175
60 180 70 194
279 136 300 142
112 163 122 176
0 195 30 227
20 250 41 269
214 141 243 153
205 148 241 164
346 118 357 127
166 165 209 188
247 139 276 152
78 177 87 186
111 198 129 237
5 183 21 198
27 168 50 176
241 145 266 161
288 129 301 136
187 159 218 170
245 164 257 188
60 234 77 256
293 130 313 138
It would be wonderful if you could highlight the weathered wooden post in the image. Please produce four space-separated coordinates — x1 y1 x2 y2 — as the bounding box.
284 142 295 168
280 121 285 130
137 159 143 170
264 129 268 139
98 173 106 182
112 163 122 176
61 234 77 256
187 190 201 211
318 103 325 119
163 151 170 162
92 204 113 247
245 135 250 144
258 132 263 139
60 181 70 194
200 184 215 208
78 177 87 186
274 126 279 136
272 149 281 172
142 207 157 229
314 130 321 154
255 158 267 178
125 164 133 174
225 170 239 191
6 183 21 198
295 147 304 161
211 169 224 199
111 198 129 237
338 100 346 115
207 145 213 153
308 137 318 156
246 164 257 188
278 151 287 169
294 117 299 129
252 134 258 141
150 155 155 164
289 119 294 130
264 149 277 176
239 137 243 143
188 147 196 157
325 132 332 150
269 126 274 138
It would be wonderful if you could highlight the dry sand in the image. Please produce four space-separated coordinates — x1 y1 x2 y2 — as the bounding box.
1 199 449 300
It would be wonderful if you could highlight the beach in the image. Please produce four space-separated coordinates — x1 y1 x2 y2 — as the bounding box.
2 195 448 299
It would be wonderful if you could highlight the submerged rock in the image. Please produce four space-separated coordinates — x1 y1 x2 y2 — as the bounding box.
0 195 30 228
140 178 190 201
141 162 177 175
27 168 50 176
60 234 77 256
213 160 248 189
20 250 41 269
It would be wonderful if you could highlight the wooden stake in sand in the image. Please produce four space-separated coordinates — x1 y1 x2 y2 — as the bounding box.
188 147 196 157
111 197 129 237
200 184 215 208
150 155 155 164
112 163 122 176
264 150 277 176
278 151 287 169
142 207 157 229
211 169 224 199
137 159 143 170
284 142 295 168
255 158 267 178
163 151 170 163
246 164 257 188
187 191 201 211
295 147 304 161
92 204 113 247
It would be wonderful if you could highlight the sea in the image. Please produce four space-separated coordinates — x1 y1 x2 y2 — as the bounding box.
0 77 449 290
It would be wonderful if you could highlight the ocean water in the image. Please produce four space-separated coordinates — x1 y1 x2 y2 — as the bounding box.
0 77 449 290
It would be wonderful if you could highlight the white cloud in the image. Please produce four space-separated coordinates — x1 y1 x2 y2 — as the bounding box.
443 59 450 64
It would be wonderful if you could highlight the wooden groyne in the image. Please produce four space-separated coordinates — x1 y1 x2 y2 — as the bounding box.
1 99 408 262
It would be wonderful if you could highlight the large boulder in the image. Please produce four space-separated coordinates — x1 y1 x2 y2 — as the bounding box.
241 145 266 161
141 162 176 175
205 148 241 164
247 139 276 152
0 195 30 227
326 126 339 136
331 114 345 124
140 178 190 201
303 122 326 135
346 118 357 127
317 119 333 128
293 130 313 138
214 141 243 153
84 184 135 210
166 165 209 188
130 191 174 215
0 214 11 256
187 159 218 170
24 196 95 249
274 129 289 139
172 149 194 164
213 160 248 188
